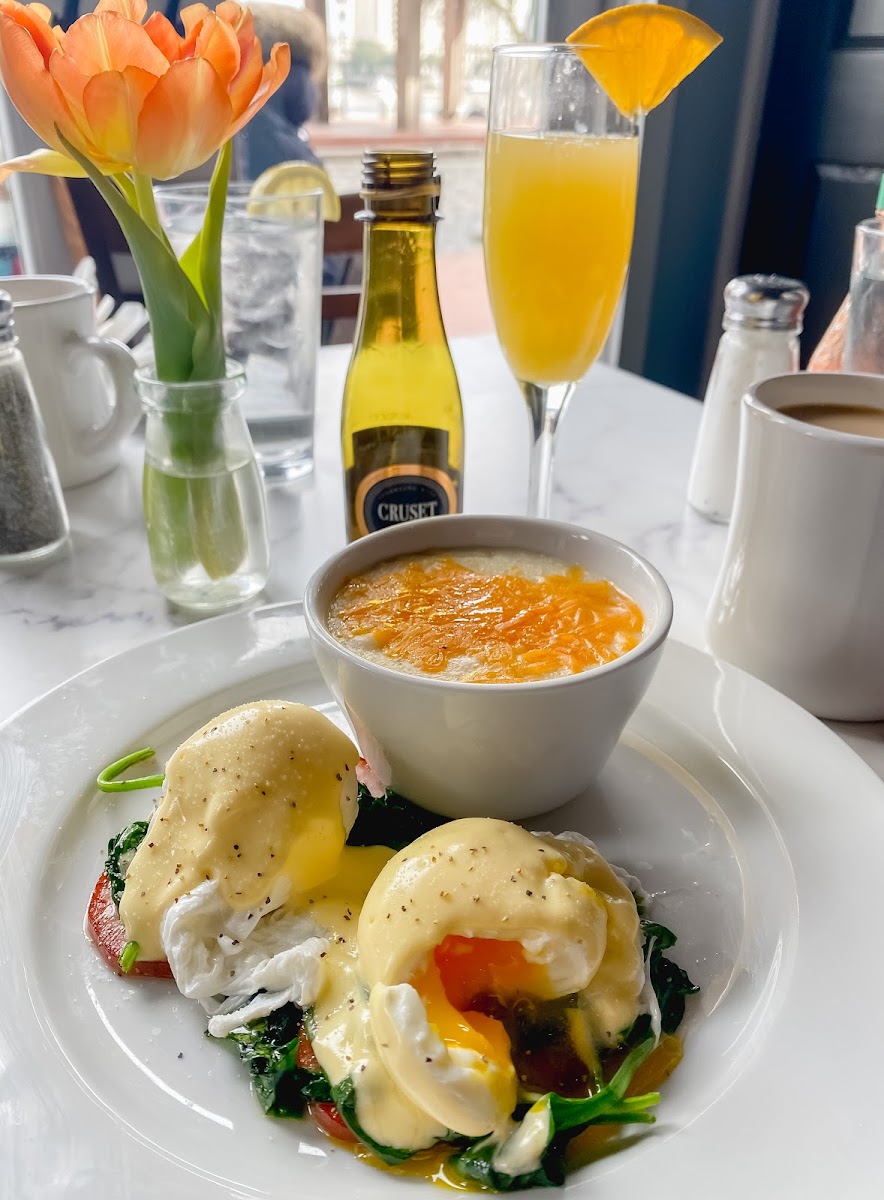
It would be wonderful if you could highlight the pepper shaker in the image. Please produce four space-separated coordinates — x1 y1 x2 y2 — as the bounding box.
0 290 69 562
688 274 809 522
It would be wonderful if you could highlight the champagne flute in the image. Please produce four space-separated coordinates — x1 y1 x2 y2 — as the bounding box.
483 44 639 518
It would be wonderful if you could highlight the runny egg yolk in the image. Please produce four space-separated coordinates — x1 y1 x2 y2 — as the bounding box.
411 937 548 1076
434 935 549 1010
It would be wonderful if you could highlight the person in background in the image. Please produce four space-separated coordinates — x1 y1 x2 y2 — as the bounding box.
235 4 327 181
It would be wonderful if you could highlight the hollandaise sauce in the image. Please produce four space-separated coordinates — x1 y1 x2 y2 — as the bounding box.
120 701 359 961
298 843 451 1152
354 1142 482 1191
327 549 644 683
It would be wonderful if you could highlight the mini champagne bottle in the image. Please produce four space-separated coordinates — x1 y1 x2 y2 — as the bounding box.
341 150 464 540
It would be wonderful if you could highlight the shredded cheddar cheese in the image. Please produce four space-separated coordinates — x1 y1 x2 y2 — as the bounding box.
328 552 643 683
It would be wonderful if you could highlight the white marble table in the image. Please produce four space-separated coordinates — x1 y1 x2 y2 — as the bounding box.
2 334 882 777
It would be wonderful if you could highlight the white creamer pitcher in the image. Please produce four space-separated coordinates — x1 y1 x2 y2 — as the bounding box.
707 372 884 721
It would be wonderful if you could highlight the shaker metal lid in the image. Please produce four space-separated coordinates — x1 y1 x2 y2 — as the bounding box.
723 274 809 330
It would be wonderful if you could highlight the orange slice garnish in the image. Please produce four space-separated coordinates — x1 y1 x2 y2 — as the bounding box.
566 3 722 119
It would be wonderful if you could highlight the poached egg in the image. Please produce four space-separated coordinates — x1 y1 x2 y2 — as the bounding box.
120 701 360 1030
356 818 644 1143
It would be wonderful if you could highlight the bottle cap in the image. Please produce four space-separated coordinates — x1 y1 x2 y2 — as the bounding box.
723 275 809 332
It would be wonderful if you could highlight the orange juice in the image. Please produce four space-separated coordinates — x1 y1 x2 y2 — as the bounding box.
483 131 639 385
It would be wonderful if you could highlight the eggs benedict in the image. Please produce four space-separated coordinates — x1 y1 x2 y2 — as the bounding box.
91 704 694 1190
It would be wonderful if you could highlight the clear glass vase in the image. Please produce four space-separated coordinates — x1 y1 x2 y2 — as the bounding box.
137 363 270 613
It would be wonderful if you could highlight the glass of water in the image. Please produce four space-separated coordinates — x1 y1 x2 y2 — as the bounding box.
845 218 884 375
156 182 323 483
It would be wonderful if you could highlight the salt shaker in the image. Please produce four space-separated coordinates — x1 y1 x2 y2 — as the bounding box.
0 291 69 562
687 274 809 522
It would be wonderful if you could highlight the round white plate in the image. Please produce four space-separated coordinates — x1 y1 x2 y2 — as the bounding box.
1 603 882 1199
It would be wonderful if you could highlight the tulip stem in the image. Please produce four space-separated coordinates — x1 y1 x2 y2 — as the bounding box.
113 173 137 208
133 172 161 237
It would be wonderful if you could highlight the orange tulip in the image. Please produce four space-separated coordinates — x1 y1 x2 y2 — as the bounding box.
0 0 290 180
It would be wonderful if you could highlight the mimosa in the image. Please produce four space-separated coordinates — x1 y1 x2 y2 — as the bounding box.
483 131 639 386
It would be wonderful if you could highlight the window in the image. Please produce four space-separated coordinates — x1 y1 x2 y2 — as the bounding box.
306 0 539 336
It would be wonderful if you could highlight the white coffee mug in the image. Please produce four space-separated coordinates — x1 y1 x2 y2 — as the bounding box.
2 275 140 487
707 372 884 721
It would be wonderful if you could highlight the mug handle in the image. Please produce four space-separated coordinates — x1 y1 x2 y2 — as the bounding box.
69 334 141 456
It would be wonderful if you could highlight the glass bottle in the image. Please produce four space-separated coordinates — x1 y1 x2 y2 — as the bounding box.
808 173 884 373
341 150 464 541
138 363 270 612
0 290 69 563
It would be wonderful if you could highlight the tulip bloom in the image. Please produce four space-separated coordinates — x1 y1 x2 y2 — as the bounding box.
0 0 290 180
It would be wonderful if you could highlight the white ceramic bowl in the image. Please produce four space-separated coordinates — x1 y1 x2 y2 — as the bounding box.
304 515 673 819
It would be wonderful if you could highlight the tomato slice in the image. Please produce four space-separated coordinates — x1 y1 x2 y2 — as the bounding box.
297 1030 321 1073
86 873 173 979
307 1100 359 1145
298 1031 358 1146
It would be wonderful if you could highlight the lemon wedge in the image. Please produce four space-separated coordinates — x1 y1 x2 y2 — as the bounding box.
249 161 341 222
566 3 722 120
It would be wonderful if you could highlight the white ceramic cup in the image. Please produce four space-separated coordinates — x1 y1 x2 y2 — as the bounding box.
707 372 884 720
2 275 140 487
